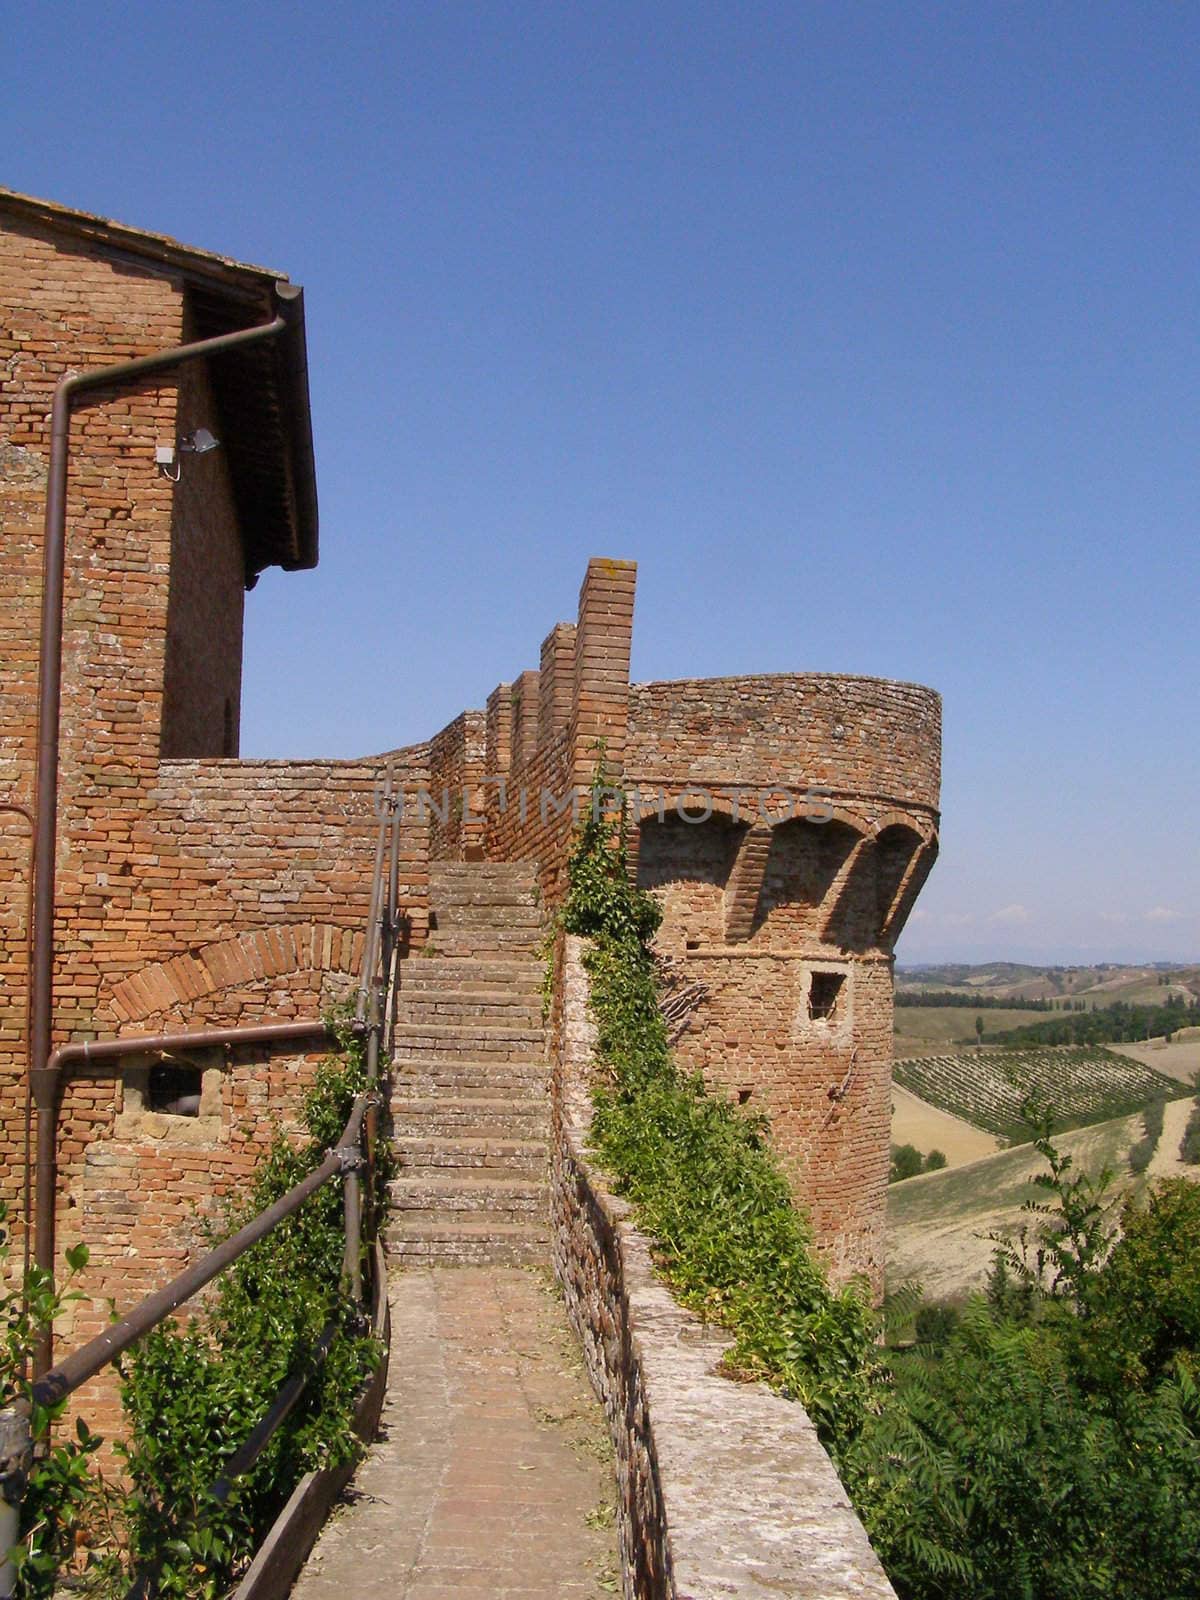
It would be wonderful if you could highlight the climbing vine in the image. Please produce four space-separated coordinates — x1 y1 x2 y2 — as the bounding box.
559 783 877 1455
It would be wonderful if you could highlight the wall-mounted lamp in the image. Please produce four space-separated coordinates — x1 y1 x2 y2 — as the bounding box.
180 428 220 455
155 428 221 481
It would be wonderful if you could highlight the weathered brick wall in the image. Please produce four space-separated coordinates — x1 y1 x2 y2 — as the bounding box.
1 214 188 1260
159 351 245 758
626 674 940 814
551 937 898 1600
426 711 485 861
483 558 636 908
626 676 940 1289
34 749 430 1441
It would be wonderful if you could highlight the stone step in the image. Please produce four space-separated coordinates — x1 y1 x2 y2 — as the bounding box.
391 1025 544 1062
399 974 542 995
428 884 541 908
391 1097 549 1139
389 1172 547 1221
432 903 543 928
394 1134 546 1175
403 952 542 973
428 870 534 883
423 928 544 951
384 1220 549 1267
392 1068 547 1094
397 993 544 1023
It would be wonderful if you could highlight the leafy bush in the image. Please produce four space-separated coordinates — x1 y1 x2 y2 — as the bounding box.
889 1145 946 1183
561 788 875 1454
889 1143 924 1183
1 1222 112 1600
1129 1095 1167 1175
117 1042 383 1600
848 1126 1200 1600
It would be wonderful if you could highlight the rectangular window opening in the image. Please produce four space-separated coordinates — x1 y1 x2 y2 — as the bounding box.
148 1063 202 1118
808 971 845 1021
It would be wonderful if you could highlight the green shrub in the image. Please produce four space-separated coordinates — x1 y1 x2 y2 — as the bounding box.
1 1219 111 1600
848 1130 1200 1600
117 1037 383 1600
561 787 875 1455
923 1149 947 1172
889 1143 924 1183
913 1300 960 1348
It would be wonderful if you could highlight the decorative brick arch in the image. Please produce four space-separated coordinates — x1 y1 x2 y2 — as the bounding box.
105 921 365 1027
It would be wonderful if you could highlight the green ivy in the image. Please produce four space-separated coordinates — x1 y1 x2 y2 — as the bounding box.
559 785 876 1456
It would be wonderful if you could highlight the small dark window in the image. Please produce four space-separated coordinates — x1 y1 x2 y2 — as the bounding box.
685 939 700 951
808 972 845 1021
737 1088 752 1106
148 1064 202 1117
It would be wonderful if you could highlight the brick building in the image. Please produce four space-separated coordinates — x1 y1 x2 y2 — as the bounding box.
0 191 939 1419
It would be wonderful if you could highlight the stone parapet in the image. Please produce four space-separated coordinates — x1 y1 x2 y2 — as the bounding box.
550 937 896 1600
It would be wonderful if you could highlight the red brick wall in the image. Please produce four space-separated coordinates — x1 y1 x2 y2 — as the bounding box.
482 558 636 907
0 212 437 1415
426 711 485 861
160 352 245 758
1 214 187 1261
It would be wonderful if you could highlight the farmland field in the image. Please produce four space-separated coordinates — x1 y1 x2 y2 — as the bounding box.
894 1005 1050 1058
893 1044 1187 1143
887 1110 1145 1299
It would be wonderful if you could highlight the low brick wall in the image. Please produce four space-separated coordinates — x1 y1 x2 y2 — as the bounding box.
551 938 896 1600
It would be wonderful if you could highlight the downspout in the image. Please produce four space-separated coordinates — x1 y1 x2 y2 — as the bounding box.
30 290 303 1375
0 806 35 1295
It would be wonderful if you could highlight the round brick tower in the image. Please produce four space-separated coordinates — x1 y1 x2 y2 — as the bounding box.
625 673 941 1292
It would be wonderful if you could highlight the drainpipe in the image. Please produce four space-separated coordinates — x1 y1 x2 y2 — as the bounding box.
0 805 35 1291
30 292 303 1375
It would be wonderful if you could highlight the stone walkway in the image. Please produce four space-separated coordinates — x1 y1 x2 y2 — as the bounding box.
291 1266 619 1600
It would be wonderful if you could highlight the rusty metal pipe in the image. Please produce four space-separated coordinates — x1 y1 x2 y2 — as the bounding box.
32 1093 368 1410
30 309 295 1366
32 1016 345 1375
0 804 35 1291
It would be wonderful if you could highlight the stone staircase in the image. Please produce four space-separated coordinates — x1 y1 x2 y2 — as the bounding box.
386 862 550 1265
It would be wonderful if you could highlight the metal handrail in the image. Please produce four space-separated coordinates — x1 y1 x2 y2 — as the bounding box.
0 763 404 1600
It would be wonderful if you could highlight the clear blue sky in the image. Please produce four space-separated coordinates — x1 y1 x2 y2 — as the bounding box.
8 3 1198 966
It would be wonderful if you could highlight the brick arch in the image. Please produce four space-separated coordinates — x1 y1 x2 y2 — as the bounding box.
871 809 934 844
877 827 939 947
106 921 365 1027
756 815 866 943
767 802 870 836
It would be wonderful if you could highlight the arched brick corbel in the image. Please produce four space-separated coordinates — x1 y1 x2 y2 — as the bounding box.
821 827 876 944
105 921 363 1027
723 822 772 942
877 825 939 947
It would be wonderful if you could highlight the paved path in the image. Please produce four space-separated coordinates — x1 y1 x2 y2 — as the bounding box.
291 1267 618 1600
